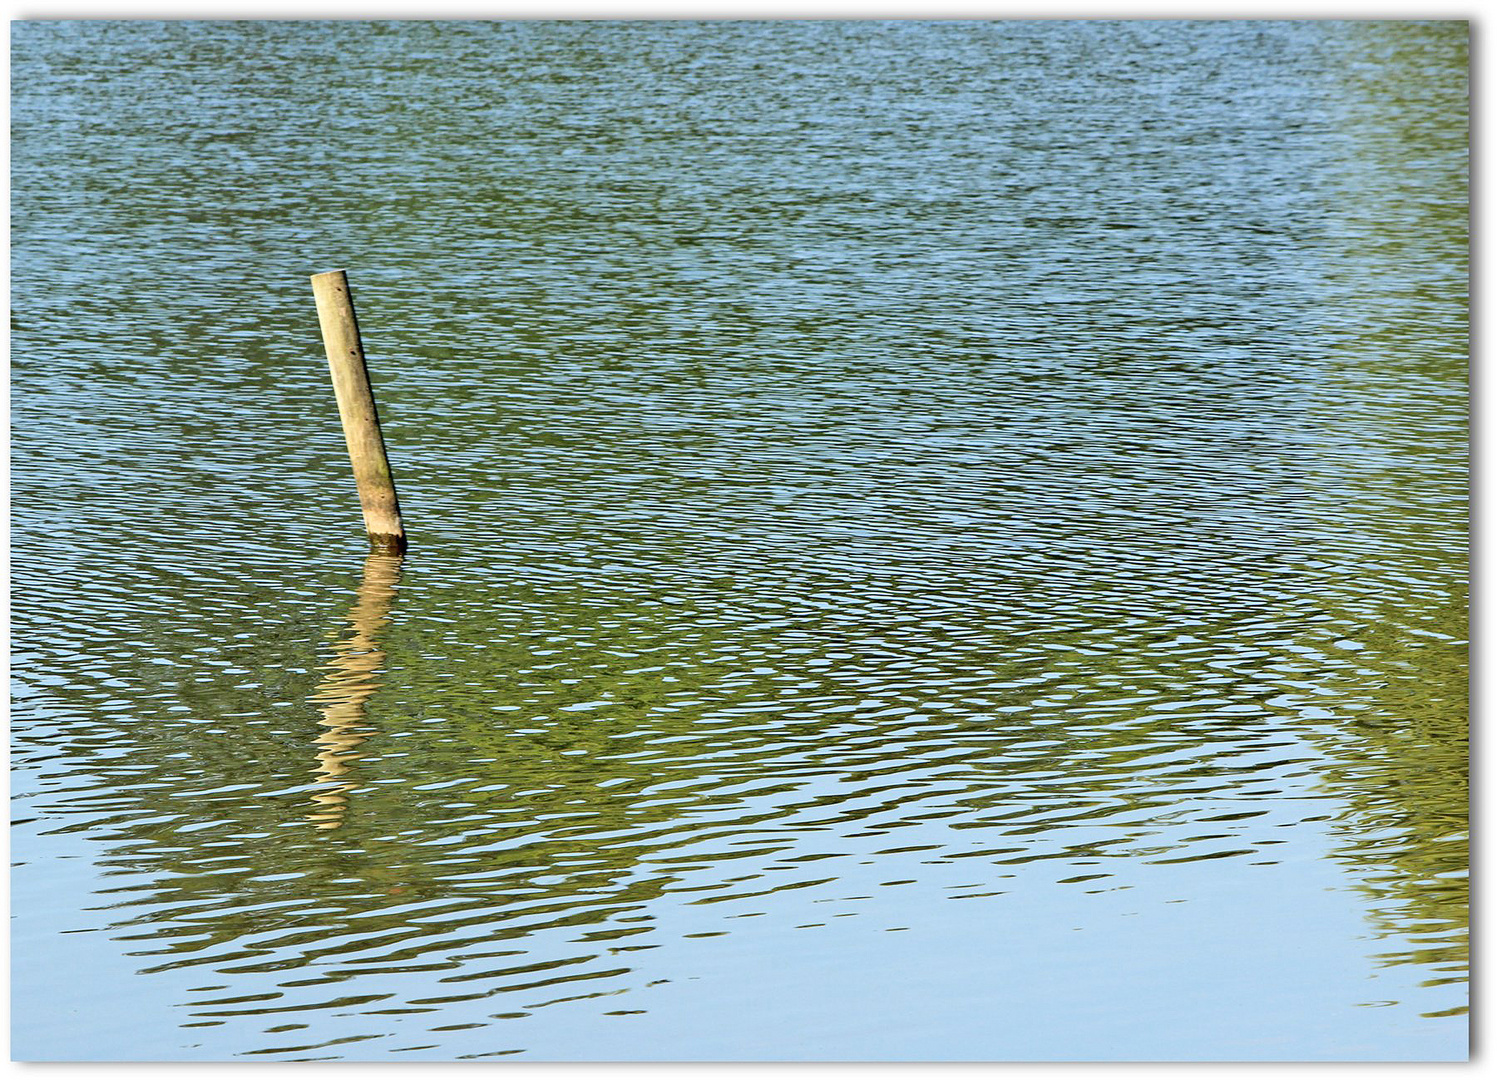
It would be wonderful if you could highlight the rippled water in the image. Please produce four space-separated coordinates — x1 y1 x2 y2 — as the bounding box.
10 19 1468 1061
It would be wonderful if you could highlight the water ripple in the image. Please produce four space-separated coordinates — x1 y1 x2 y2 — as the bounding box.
11 18 1466 1062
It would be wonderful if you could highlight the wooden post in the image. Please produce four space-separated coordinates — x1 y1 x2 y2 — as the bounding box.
310 269 407 554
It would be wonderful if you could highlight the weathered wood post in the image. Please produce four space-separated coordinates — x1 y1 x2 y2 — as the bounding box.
310 269 407 554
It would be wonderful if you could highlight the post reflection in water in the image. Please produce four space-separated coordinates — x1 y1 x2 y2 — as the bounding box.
307 552 402 830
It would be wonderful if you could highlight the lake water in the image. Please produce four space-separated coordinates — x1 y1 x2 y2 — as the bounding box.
9 19 1468 1061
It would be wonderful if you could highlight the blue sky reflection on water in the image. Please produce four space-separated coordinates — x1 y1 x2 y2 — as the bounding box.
11 797 1460 1060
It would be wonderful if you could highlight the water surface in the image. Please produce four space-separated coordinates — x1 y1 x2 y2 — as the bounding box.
10 19 1468 1061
